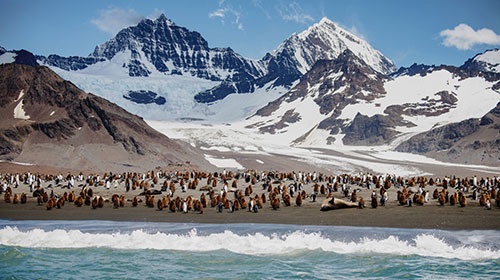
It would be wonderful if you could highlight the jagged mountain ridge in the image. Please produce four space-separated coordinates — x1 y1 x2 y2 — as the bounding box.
37 14 395 105
393 49 500 88
0 48 39 67
0 62 208 171
195 17 396 103
38 14 264 81
462 48 500 73
261 18 395 84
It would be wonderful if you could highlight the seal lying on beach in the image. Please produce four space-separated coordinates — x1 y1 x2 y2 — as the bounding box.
320 197 359 211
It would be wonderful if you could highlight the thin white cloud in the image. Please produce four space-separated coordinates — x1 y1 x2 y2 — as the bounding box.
235 13 244 31
209 8 226 19
277 1 314 24
209 3 244 30
440 23 500 50
91 8 144 35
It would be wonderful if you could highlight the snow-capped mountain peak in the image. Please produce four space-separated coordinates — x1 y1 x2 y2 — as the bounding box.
156 13 175 25
278 17 395 75
40 14 264 81
461 48 500 73
253 17 396 92
298 17 358 43
90 13 212 76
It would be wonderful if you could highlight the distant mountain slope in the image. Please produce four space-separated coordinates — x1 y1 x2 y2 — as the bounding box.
0 61 208 172
24 12 500 166
38 14 265 80
258 17 395 86
0 47 38 67
248 49 388 140
461 48 500 73
196 17 396 103
37 14 395 114
395 102 500 165
243 49 500 165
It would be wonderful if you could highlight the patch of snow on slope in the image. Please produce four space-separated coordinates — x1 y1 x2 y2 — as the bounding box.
14 101 30 120
15 90 25 102
0 52 16 65
200 146 231 152
204 154 244 169
338 69 500 135
295 127 333 147
13 90 30 120
475 49 500 72
0 160 33 166
245 93 324 144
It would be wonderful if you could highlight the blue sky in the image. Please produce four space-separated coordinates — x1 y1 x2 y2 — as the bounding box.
1 0 499 68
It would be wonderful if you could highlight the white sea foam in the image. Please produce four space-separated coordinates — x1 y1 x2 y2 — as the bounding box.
0 226 498 261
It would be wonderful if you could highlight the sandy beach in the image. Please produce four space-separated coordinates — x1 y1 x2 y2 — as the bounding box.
1 169 499 230
0 166 500 230
1 195 499 230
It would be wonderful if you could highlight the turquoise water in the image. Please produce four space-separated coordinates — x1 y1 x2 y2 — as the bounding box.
0 220 499 279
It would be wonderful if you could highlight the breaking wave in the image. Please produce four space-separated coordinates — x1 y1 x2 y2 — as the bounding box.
0 221 498 261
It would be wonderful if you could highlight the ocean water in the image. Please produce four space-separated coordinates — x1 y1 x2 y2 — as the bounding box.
0 220 499 279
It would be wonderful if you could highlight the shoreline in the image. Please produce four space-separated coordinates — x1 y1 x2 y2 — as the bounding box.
1 170 499 231
1 194 499 230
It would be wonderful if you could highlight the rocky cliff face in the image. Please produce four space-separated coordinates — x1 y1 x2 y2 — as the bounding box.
38 14 264 81
0 48 39 67
0 62 208 171
37 54 105 71
395 102 500 165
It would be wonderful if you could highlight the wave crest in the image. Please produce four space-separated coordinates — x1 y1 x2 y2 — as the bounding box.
1 226 498 261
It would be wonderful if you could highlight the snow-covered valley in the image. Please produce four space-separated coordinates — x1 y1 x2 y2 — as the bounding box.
146 118 500 177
